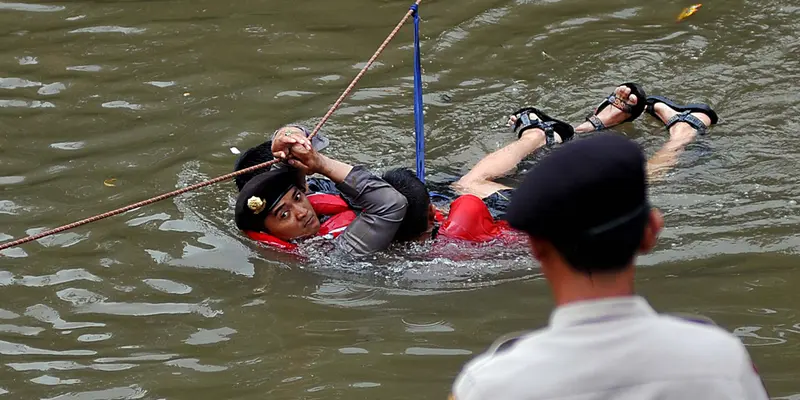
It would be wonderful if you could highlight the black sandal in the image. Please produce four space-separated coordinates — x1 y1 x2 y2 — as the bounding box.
511 107 575 146
645 95 719 135
585 82 648 131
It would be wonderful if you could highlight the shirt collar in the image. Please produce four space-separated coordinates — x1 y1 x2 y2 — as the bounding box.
549 295 656 329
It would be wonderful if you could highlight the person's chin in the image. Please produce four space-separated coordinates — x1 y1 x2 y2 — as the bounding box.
296 224 319 239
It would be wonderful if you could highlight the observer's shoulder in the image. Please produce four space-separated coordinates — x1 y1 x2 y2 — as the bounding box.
658 313 737 338
452 329 542 394
457 329 548 375
655 313 750 357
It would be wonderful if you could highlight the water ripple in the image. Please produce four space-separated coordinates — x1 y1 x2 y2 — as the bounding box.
75 301 222 318
38 82 66 95
142 278 193 294
404 347 472 356
94 353 177 363
42 385 147 400
0 269 102 287
0 77 40 88
0 200 22 216
0 340 95 356
25 304 106 330
184 327 236 345
0 324 44 336
50 142 86 151
68 26 146 35
0 2 64 12
7 361 136 372
165 358 227 372
101 101 142 110
0 308 19 319
0 99 54 108
76 333 112 343
30 375 81 386
66 65 101 72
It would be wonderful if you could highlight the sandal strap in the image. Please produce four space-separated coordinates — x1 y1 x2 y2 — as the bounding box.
584 92 637 132
513 108 543 138
586 114 606 131
665 111 708 135
541 122 559 146
513 111 559 146
519 119 559 145
607 94 634 114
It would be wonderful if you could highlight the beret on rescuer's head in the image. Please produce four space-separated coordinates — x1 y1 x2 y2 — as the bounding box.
234 167 305 232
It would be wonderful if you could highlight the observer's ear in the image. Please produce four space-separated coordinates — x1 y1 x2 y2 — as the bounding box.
639 208 664 253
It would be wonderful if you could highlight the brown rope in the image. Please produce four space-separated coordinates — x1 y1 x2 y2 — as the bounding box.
0 0 423 254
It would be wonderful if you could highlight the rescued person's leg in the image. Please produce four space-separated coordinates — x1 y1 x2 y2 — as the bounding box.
453 83 645 199
453 108 574 199
643 96 719 182
453 127 546 198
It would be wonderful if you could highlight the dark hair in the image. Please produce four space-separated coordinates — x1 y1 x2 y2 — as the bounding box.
382 168 430 241
233 141 274 191
548 208 649 274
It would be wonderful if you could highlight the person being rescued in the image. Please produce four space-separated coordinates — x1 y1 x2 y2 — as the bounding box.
234 82 718 255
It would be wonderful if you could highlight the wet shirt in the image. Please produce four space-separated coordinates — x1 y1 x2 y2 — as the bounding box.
329 166 407 257
451 296 769 400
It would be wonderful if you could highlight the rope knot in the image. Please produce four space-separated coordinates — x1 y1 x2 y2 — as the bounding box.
409 3 418 13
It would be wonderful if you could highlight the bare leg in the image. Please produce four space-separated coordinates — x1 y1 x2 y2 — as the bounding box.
453 85 641 199
452 129 547 198
646 103 712 182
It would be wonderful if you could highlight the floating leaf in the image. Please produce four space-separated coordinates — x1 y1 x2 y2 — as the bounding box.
103 178 117 187
677 4 701 22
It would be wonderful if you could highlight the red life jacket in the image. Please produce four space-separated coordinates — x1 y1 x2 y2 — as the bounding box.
243 193 356 251
438 194 520 243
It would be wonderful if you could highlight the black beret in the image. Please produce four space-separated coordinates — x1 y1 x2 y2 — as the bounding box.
234 167 305 232
506 133 649 240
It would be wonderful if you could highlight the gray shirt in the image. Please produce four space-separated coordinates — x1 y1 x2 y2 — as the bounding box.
330 166 407 257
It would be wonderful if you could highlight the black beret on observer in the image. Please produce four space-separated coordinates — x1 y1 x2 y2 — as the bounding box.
505 133 649 239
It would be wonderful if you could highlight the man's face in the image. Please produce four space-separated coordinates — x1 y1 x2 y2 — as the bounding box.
263 186 320 241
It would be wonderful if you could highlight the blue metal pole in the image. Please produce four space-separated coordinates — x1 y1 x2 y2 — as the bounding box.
411 3 425 183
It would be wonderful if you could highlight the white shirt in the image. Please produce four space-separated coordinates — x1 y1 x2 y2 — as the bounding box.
451 296 768 400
